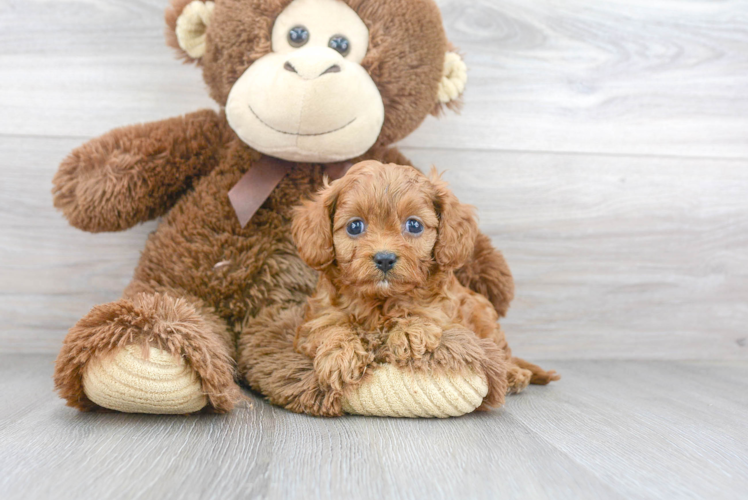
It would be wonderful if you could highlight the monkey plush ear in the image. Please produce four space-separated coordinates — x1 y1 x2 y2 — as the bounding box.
165 0 215 62
433 51 468 115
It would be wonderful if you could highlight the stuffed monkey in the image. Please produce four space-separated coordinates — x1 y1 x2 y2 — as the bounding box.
53 0 519 416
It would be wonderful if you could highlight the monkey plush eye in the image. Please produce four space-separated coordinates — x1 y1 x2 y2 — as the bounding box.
404 218 424 235
288 26 310 47
346 218 366 237
328 35 351 56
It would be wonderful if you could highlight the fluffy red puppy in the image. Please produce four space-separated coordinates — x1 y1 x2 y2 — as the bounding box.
292 161 558 414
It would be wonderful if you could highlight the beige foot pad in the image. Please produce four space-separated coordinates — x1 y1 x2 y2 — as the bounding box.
82 345 207 414
342 364 488 418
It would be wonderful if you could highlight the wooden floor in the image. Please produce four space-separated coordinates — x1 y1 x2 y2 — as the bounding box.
2 355 747 499
1 0 747 498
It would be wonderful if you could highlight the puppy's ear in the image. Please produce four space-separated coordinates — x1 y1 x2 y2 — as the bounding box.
292 180 341 271
430 169 478 270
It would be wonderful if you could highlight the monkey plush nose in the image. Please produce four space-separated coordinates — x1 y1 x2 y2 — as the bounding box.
284 47 345 80
374 252 397 273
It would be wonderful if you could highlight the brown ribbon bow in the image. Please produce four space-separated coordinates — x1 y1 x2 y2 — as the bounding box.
228 156 353 228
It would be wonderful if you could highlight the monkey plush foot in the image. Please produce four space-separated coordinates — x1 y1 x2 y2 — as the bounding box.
54 293 240 413
340 328 509 418
240 308 506 417
341 365 488 418
82 345 207 414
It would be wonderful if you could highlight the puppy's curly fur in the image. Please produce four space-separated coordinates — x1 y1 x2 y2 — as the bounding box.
292 161 559 414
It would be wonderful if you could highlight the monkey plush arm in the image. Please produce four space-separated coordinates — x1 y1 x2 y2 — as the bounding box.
52 109 228 233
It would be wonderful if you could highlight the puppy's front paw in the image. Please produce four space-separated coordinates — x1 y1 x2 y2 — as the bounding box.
313 332 373 393
386 318 442 362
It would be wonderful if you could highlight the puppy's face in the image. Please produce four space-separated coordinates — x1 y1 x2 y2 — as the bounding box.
292 161 477 298
332 165 439 296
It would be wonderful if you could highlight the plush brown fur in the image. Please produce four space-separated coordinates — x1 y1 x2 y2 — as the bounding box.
52 0 519 413
284 162 557 414
52 110 231 233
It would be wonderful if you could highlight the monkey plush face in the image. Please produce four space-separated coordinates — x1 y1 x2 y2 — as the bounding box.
167 0 468 163
226 0 385 162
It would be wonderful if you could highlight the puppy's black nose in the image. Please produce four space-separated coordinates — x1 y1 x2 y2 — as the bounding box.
374 252 397 273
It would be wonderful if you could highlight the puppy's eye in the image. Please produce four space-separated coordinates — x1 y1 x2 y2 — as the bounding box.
405 218 424 235
328 35 350 56
288 26 310 48
346 218 366 237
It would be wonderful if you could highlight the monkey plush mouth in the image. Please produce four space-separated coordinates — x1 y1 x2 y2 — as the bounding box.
248 105 357 137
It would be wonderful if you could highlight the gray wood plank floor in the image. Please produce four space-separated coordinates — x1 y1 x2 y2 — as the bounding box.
1 355 747 500
1 0 747 498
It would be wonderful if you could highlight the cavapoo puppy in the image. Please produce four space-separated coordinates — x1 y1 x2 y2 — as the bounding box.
291 161 558 413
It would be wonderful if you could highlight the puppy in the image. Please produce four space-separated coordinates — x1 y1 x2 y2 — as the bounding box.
292 161 558 412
